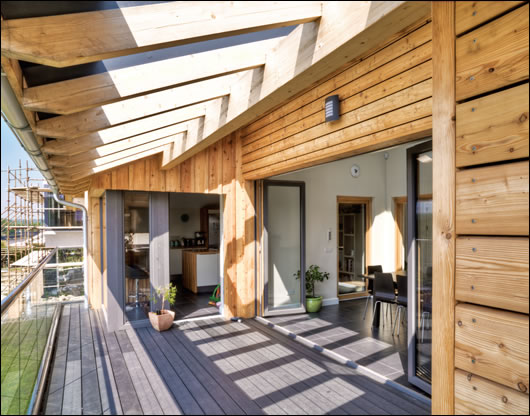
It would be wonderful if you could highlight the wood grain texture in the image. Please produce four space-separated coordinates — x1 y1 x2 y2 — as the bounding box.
166 2 432 167
456 236 529 313
455 303 529 393
456 4 529 101
456 161 529 236
456 83 529 167
1 1 321 67
455 369 529 415
243 24 433 146
455 1 526 36
431 2 456 414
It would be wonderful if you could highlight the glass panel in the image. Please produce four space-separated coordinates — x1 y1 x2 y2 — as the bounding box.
415 150 432 383
1 263 59 415
267 185 302 310
124 191 150 321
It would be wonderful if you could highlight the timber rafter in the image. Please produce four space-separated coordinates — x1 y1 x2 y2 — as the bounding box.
1 1 431 194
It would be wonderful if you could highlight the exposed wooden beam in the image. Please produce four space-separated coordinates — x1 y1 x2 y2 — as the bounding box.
1 1 322 67
53 133 184 175
40 101 211 154
48 122 190 168
54 139 176 182
23 39 278 115
161 1 431 168
431 2 456 415
35 75 236 139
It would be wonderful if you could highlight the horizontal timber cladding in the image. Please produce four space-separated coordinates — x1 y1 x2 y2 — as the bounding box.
240 20 433 180
455 3 529 102
456 83 529 168
455 1 527 36
455 369 529 415
455 236 529 314
455 161 529 236
88 134 256 320
453 3 529 414
455 304 529 393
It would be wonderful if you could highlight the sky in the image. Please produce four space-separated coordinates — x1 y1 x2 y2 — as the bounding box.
1 118 44 212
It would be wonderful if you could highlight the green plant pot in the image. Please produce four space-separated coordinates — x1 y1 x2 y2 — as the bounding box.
306 296 323 313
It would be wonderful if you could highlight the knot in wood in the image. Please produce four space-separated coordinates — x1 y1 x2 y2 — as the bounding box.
488 67 495 73
467 373 472 381
502 396 508 404
518 382 527 393
445 232 452 239
520 113 528 123
458 320 463 327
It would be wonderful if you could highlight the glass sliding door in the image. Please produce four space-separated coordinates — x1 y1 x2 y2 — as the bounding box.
123 191 151 322
407 141 433 394
263 181 305 315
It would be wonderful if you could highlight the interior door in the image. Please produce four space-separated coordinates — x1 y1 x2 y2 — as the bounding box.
263 180 305 316
407 140 433 394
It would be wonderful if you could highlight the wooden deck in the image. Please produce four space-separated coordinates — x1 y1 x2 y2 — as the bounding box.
44 303 430 415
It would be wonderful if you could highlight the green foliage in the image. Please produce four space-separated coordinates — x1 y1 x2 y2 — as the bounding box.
151 283 178 313
295 265 330 298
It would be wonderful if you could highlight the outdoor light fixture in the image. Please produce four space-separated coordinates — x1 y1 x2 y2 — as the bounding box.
325 95 340 121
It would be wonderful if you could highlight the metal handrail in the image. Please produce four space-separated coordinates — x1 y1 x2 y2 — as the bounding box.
1 247 58 315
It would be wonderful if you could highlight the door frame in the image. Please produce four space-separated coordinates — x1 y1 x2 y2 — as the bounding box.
406 139 433 394
262 180 306 316
336 196 372 300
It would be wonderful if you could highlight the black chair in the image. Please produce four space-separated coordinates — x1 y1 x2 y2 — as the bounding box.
392 274 407 336
371 272 396 328
362 265 383 320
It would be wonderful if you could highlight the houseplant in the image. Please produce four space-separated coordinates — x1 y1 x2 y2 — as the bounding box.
149 283 177 331
295 265 330 313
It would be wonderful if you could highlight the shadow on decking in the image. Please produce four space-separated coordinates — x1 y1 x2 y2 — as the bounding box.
42 303 430 415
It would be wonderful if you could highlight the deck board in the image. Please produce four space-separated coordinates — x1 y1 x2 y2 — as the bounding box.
44 304 430 415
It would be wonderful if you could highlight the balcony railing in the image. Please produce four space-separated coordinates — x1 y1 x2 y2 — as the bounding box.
1 248 62 415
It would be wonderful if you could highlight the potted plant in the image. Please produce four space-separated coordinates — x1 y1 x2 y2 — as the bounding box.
149 283 177 331
295 265 330 313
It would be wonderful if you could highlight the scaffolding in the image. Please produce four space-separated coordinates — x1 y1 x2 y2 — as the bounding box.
0 161 82 299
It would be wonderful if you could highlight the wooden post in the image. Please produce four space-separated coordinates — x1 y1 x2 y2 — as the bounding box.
432 2 456 414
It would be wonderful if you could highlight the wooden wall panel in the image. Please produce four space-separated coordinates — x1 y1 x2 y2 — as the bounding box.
241 20 433 179
453 2 529 413
455 369 529 415
455 1 526 36
456 161 529 236
455 303 529 393
88 134 255 319
432 3 456 414
456 84 529 167
456 4 529 101
456 236 529 313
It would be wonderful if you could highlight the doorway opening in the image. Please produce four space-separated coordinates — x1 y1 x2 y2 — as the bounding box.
168 193 222 321
337 197 372 300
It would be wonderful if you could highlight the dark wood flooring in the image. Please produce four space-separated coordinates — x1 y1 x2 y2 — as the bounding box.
266 297 432 393
43 303 430 415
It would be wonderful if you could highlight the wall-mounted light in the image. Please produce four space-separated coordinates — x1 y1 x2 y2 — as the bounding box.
325 95 340 122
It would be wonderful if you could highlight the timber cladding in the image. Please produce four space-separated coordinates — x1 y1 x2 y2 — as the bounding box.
240 18 433 180
453 2 530 415
88 133 256 320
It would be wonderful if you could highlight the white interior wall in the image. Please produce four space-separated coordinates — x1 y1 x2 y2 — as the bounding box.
272 139 430 304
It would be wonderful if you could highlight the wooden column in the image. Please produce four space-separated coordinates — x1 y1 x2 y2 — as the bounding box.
432 2 456 414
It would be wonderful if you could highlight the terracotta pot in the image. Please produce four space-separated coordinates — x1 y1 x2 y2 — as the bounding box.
148 309 175 332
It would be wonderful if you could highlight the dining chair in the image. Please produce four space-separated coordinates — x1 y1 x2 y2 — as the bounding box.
371 272 396 328
362 265 383 320
392 274 407 336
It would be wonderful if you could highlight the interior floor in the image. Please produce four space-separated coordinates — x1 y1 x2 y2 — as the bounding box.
265 297 431 396
170 275 221 320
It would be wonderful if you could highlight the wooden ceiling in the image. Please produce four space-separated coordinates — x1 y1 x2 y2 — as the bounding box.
1 1 430 195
